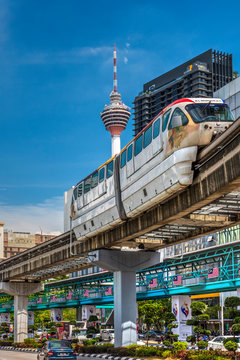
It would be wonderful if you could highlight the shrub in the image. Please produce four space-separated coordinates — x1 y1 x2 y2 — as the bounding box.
136 346 158 357
232 324 240 335
197 340 208 350
186 335 196 344
163 339 172 347
223 337 238 345
162 349 172 358
224 340 238 352
173 341 188 351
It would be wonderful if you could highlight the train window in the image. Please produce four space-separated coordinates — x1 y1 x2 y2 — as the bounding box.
121 149 127 168
91 171 98 188
73 187 77 200
134 134 143 156
99 167 105 183
127 144 133 162
162 109 171 131
78 183 83 197
84 177 91 193
143 125 152 148
169 108 188 129
107 160 114 178
153 118 160 138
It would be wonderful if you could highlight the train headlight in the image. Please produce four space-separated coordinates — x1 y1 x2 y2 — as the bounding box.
204 124 209 129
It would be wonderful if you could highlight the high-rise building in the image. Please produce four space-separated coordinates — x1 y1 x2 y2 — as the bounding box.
101 45 131 156
133 49 233 135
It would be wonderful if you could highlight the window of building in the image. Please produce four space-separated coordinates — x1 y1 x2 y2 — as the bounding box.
134 134 143 156
107 161 114 178
143 125 152 148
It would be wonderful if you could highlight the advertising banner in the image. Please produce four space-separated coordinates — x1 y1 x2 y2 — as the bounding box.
82 305 96 321
172 295 192 340
51 308 63 322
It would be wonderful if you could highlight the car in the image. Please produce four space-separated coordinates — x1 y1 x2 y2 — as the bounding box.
75 328 88 341
208 336 240 351
35 328 44 336
145 331 162 341
37 340 77 360
100 329 115 341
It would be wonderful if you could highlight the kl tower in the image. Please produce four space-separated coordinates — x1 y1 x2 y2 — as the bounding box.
101 45 131 157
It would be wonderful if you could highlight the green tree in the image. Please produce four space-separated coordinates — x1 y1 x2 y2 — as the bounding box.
186 301 210 343
224 296 240 321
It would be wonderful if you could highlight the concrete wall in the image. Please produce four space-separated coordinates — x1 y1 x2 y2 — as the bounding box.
214 76 240 119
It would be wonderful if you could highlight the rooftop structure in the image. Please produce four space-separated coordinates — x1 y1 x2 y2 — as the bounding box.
100 45 131 156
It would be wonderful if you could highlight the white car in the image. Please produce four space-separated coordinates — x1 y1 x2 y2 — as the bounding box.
100 329 115 342
208 336 240 351
35 329 43 336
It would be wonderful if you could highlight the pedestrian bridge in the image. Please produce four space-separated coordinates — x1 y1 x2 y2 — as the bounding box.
0 118 239 282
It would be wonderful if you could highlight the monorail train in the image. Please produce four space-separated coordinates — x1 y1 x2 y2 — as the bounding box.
67 98 234 239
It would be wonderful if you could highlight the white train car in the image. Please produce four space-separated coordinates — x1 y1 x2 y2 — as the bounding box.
66 98 234 239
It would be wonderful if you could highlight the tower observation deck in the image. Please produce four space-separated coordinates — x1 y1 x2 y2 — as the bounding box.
101 45 131 156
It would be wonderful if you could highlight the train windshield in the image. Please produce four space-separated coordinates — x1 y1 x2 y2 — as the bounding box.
185 103 234 123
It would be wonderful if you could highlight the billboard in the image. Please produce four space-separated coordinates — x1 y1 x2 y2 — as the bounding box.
172 295 192 341
82 305 96 321
51 308 63 322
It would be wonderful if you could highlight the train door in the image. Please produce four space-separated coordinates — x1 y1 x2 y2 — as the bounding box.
77 183 84 209
126 143 135 177
98 166 107 196
152 116 163 155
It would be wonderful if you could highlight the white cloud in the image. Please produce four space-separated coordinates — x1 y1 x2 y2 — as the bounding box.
19 46 113 65
0 196 63 234
123 56 128 64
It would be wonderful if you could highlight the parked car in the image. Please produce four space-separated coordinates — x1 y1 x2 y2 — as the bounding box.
100 329 114 341
208 336 240 351
37 340 77 360
75 329 88 342
145 330 162 341
35 328 44 336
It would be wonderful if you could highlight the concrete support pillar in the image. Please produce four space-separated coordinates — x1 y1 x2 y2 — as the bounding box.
172 295 192 341
89 249 160 347
114 271 137 346
0 282 43 343
14 295 28 343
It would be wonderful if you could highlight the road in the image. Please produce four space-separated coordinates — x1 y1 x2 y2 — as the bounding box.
0 351 87 360
0 351 37 360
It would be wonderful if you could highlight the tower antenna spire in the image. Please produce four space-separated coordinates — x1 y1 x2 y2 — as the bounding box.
113 44 117 93
101 45 131 157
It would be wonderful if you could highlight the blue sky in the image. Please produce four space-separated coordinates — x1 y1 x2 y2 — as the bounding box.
0 0 239 233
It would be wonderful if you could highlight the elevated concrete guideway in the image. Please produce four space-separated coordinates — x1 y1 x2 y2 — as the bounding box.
0 119 239 282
